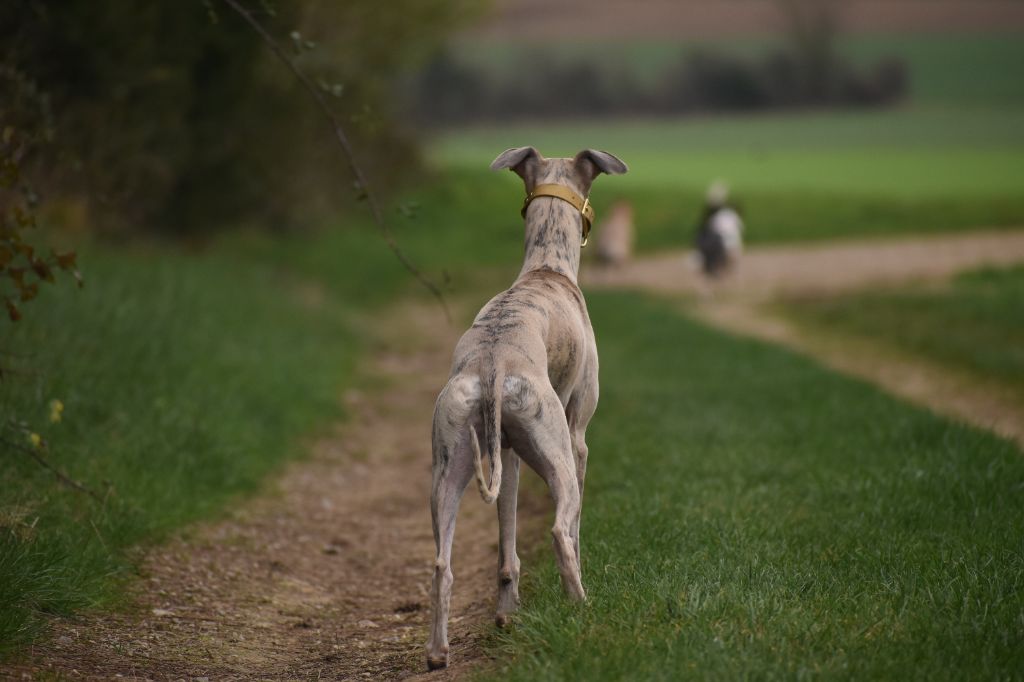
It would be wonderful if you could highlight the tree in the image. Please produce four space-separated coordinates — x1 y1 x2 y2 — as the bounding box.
774 0 842 102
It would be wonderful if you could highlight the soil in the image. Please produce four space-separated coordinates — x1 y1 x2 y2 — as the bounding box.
9 301 545 681
584 229 1024 300
585 228 1024 448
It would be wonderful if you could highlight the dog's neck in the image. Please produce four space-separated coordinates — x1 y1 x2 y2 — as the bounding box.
518 198 582 283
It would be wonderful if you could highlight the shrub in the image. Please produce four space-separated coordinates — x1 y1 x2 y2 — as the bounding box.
0 0 481 235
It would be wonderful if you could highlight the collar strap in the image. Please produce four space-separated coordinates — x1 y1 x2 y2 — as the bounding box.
521 183 595 247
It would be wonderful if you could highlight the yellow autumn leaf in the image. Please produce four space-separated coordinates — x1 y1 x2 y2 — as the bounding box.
50 399 64 424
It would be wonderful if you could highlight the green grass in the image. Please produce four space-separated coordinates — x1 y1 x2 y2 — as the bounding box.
4 26 1023 653
0 244 367 655
415 164 1024 252
430 105 1024 247
0 172 551 656
780 264 1024 397
431 107 1024 198
481 291 1024 680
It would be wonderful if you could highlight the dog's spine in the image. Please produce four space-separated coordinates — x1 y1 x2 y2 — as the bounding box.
472 362 504 504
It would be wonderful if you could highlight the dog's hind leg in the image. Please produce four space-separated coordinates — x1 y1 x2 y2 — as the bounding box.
548 452 585 602
521 387 585 602
495 447 521 627
566 372 597 565
426 432 474 670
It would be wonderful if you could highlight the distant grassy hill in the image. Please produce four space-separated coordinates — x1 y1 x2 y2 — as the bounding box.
429 105 1024 247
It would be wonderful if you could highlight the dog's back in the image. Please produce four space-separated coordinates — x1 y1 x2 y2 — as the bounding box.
449 269 593 401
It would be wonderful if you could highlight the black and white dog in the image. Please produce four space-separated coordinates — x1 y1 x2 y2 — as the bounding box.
695 182 744 278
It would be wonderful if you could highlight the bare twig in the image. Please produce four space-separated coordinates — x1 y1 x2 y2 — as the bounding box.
1 436 102 502
219 0 452 322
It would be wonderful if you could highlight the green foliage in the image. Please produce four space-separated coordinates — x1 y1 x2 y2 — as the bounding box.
0 67 81 323
0 0 482 234
445 33 1024 109
480 292 1024 680
841 33 1024 107
407 46 905 126
781 265 1024 397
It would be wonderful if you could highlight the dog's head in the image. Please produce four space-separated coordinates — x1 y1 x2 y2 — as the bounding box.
489 147 628 196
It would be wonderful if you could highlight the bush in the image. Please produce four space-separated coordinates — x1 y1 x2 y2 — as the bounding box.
0 0 481 235
403 47 909 126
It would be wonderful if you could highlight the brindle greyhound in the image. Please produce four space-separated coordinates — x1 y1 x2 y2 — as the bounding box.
426 146 628 670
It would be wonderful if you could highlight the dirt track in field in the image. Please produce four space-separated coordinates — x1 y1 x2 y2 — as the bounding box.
584 228 1024 448
584 229 1024 300
11 301 546 681
11 228 1024 681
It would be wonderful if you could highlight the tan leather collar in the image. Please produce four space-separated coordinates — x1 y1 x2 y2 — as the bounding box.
521 183 595 247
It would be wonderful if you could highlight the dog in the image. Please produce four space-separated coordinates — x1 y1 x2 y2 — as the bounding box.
595 199 635 267
695 181 744 278
425 146 628 670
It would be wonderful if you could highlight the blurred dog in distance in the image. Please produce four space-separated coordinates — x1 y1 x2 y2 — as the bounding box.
595 199 634 267
694 182 744 279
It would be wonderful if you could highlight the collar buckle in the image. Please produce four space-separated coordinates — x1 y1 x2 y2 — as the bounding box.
521 183 595 249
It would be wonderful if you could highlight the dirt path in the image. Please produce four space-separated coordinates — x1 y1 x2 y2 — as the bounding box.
584 229 1024 300
15 301 526 681
585 228 1024 448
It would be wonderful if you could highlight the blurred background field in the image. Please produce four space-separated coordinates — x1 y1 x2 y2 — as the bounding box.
780 264 1024 399
428 28 1024 246
2 0 1023 674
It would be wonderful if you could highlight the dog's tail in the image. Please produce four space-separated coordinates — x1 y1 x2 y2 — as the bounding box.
471 364 504 504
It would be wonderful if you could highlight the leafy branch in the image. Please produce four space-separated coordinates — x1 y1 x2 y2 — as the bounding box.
219 0 452 322
1 67 82 323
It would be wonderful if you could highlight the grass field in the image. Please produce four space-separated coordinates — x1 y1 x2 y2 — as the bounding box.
0 181 545 656
435 107 1024 194
5 27 1022 665
780 265 1024 398
480 292 1024 680
429 107 1024 249
431 31 1024 249
0 244 372 654
4 123 1022 660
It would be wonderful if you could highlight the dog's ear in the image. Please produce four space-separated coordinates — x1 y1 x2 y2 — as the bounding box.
490 146 541 183
574 149 628 183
